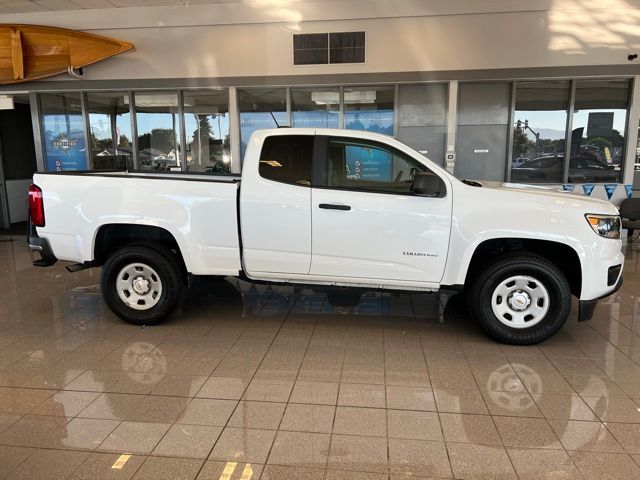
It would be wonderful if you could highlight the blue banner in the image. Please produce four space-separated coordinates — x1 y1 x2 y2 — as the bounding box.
42 113 87 171
604 184 617 200
582 184 595 196
625 184 634 199
562 184 575 192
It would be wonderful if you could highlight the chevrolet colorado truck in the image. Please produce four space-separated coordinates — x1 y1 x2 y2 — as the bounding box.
27 128 623 344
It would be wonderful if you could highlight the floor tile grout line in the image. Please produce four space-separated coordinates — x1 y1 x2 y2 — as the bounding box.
0 298 107 375
192 284 300 480
264 291 325 478
504 343 591 476
325 294 350 480
381 316 391 478
459 345 524 480
419 312 455 480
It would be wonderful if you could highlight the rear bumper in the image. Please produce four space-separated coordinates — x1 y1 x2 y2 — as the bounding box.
27 220 57 267
578 275 623 322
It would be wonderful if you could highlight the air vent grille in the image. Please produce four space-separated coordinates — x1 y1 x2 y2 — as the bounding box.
293 32 365 65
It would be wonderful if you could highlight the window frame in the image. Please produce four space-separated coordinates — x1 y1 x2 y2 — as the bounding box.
314 135 443 197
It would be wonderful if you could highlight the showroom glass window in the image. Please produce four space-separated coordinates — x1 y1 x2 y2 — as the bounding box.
86 92 133 170
326 138 426 194
570 79 629 183
39 93 87 171
291 87 339 128
344 86 394 135
509 80 570 184
238 88 287 160
134 91 181 171
183 89 231 173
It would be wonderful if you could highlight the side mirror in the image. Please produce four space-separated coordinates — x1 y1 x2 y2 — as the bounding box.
411 172 446 197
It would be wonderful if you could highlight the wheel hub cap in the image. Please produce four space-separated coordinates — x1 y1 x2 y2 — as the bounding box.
116 263 163 311
507 290 531 311
132 276 151 295
490 275 550 329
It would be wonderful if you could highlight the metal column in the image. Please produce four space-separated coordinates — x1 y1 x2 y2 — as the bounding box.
623 76 640 188
229 87 242 174
29 91 45 172
563 80 576 184
80 92 91 170
177 90 187 171
128 91 138 170
445 80 458 174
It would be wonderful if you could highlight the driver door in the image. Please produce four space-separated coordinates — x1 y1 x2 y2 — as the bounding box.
310 136 452 285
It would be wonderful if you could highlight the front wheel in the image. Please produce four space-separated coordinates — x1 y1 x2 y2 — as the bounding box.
100 244 184 325
468 253 571 345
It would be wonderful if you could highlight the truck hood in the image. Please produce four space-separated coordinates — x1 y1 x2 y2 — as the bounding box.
465 179 619 214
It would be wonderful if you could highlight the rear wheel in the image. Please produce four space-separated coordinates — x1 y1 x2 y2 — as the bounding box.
101 244 184 325
468 253 571 344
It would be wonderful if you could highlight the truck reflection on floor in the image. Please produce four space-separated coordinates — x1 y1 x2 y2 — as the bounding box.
0 277 613 464
219 278 448 319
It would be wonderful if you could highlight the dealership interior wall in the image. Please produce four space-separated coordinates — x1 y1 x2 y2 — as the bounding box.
2 0 640 226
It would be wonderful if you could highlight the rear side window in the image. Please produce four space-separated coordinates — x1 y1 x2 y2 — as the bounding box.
259 135 314 185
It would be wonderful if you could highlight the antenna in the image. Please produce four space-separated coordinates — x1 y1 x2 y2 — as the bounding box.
267 111 290 128
269 111 280 128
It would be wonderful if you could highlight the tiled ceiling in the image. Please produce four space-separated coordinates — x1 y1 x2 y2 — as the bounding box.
0 0 243 13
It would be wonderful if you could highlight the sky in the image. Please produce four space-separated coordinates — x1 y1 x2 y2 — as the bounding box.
516 108 628 141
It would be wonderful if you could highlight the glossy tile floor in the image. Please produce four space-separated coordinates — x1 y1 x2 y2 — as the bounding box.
1 232 640 480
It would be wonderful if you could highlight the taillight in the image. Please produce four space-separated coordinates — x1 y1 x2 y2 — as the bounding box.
28 184 45 227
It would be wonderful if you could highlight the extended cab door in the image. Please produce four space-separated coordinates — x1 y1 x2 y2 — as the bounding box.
240 132 314 275
310 136 452 285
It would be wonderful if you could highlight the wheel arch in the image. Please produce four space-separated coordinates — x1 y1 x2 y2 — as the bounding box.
463 238 582 297
92 223 188 274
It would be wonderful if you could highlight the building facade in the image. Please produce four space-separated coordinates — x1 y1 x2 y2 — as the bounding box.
1 0 640 226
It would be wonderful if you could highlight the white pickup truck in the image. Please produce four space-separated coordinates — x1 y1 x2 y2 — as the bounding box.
28 128 623 344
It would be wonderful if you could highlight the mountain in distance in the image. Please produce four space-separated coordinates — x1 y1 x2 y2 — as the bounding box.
525 128 566 141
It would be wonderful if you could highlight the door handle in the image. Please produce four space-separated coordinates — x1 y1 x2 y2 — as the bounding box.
319 203 351 211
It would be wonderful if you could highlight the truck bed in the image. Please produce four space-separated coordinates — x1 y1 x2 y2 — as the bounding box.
33 170 243 276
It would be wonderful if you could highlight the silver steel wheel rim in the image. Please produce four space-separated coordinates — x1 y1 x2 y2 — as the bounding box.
491 275 550 329
116 262 163 311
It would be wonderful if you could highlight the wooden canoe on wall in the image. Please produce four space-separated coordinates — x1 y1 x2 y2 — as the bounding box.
0 24 134 85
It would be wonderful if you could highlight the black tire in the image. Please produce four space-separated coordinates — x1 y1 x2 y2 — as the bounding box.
100 244 184 325
468 252 571 345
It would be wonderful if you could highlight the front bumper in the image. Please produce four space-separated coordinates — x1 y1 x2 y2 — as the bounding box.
578 275 623 322
27 220 57 267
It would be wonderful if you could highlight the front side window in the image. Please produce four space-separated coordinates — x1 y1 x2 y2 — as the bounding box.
326 138 427 194
259 135 313 185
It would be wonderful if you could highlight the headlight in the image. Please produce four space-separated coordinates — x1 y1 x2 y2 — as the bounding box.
585 214 621 239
